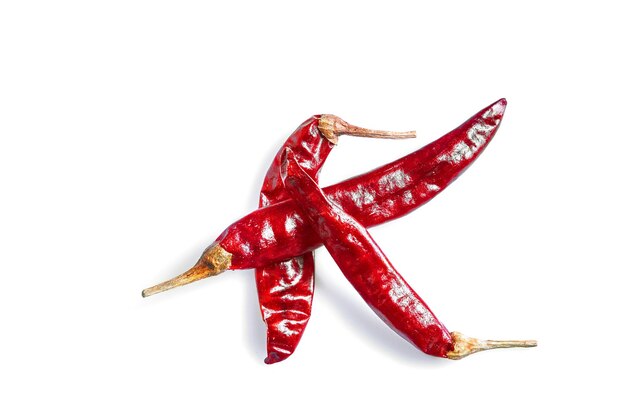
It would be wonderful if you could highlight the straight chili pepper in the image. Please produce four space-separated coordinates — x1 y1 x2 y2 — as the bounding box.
142 99 507 297
280 148 536 359
256 115 414 364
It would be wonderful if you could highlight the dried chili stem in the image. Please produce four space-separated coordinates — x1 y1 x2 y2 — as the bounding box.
141 243 232 297
446 331 537 359
318 115 415 144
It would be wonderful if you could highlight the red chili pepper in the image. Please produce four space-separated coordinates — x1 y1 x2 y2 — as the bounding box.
280 148 536 359
142 99 506 298
256 115 414 363
256 116 328 364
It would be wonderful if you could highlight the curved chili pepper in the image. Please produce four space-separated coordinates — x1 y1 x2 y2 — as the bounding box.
280 148 536 359
256 116 414 364
142 99 506 297
256 116 329 364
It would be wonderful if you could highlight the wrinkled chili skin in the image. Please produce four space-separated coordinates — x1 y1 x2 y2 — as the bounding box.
218 99 506 269
259 116 332 204
256 115 333 364
281 150 453 357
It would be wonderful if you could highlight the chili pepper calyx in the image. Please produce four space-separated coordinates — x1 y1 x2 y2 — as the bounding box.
141 243 232 297
446 331 537 360
318 115 416 144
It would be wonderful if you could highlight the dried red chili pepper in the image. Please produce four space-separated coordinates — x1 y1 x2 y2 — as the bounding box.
257 115 414 364
142 99 506 297
280 148 536 358
256 116 325 365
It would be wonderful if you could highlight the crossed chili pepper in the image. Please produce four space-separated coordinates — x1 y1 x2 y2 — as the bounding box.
142 99 536 363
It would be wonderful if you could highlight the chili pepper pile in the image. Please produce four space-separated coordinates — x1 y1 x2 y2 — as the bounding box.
142 99 536 363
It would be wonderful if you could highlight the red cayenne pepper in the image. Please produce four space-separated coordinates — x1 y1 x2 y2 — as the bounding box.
257 115 414 364
280 148 536 358
142 99 507 297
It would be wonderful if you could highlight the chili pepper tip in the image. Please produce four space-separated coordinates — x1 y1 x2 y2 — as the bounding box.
264 352 286 364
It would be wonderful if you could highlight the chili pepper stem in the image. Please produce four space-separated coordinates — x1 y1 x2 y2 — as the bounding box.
446 331 537 360
318 115 416 144
141 243 232 297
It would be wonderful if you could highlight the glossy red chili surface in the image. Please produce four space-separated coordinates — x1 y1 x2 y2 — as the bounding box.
259 116 332 205
281 150 453 357
217 99 506 270
255 116 333 364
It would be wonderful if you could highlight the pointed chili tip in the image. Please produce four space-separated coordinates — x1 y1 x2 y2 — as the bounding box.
264 350 292 364
264 352 284 364
477 98 508 129
492 98 507 115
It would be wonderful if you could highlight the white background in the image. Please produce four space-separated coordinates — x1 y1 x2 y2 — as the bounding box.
1 1 624 415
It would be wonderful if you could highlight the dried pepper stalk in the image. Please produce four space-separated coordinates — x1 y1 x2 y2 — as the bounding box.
280 148 536 359
142 99 507 298
256 115 414 363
